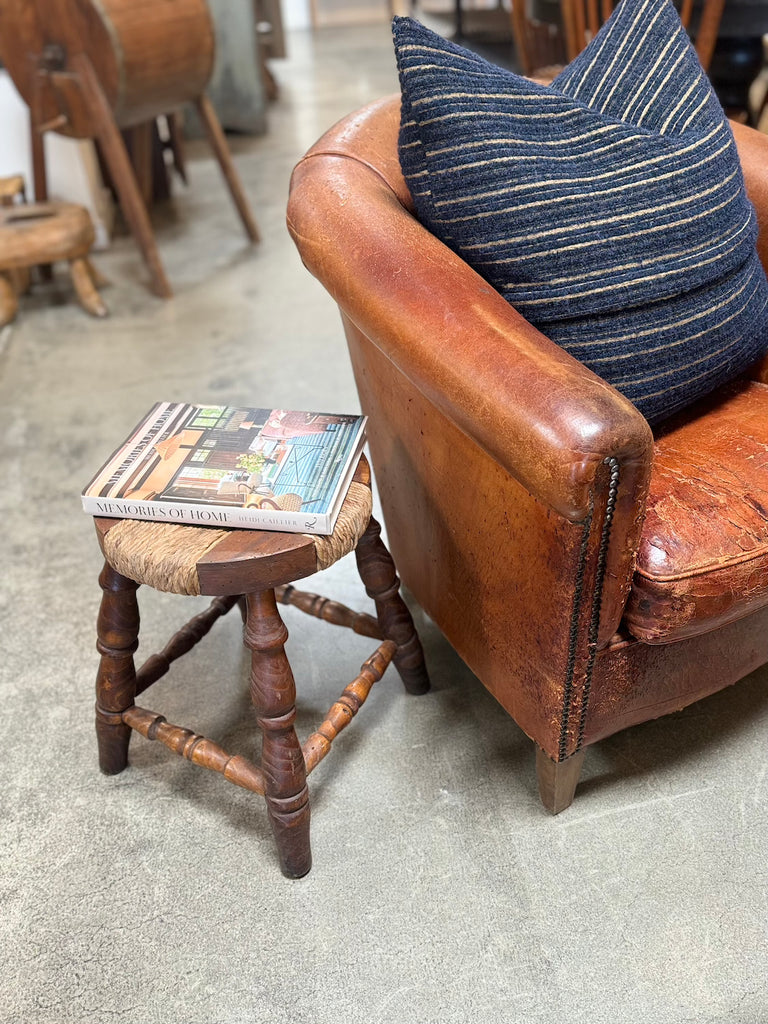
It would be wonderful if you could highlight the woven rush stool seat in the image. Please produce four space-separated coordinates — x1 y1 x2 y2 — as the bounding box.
92 455 430 878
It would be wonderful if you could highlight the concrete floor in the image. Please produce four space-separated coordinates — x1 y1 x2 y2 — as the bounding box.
2 22 768 1024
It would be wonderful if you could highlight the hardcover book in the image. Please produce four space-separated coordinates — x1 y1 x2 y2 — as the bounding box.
82 402 367 535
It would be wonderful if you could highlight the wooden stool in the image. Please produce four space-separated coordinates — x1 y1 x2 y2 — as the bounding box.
0 175 31 300
0 201 107 328
92 457 430 878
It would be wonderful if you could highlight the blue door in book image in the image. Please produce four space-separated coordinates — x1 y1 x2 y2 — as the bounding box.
270 422 358 510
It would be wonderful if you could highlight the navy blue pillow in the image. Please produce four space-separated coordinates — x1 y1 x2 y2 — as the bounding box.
393 0 768 424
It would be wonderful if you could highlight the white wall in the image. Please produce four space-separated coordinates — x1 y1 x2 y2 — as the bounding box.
283 0 311 30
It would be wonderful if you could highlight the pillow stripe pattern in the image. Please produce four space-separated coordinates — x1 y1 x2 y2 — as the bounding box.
394 0 768 424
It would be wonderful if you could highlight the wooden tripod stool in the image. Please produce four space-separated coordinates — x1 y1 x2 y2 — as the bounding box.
92 457 430 878
0 0 260 299
0 201 107 328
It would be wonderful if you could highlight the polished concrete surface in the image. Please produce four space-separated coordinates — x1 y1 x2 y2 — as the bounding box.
2 23 767 1024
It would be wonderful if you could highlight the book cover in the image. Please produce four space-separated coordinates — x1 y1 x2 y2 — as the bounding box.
82 402 367 535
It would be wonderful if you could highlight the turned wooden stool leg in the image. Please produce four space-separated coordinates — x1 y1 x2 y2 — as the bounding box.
95 562 140 774
355 516 430 695
536 746 585 814
245 589 311 878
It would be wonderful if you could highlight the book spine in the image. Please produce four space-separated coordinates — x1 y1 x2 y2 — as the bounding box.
82 494 332 534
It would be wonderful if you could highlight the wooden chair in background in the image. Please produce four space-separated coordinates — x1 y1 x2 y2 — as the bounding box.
512 0 726 80
255 0 288 101
510 0 568 79
0 0 260 299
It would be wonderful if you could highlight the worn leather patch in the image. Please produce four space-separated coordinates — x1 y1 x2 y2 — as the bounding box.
626 380 768 642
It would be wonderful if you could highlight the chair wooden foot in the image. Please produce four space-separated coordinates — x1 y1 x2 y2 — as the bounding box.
95 563 140 775
245 589 311 878
536 746 585 814
70 256 108 318
193 93 261 243
354 515 430 695
0 272 18 327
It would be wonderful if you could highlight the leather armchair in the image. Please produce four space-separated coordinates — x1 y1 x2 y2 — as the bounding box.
287 96 768 812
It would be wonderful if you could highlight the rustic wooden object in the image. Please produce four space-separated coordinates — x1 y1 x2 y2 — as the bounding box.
0 0 259 298
355 515 431 695
192 94 261 244
116 114 188 206
95 563 139 775
123 640 396 800
0 176 31 298
92 455 430 878
0 200 107 327
275 583 383 639
302 642 397 774
245 587 311 878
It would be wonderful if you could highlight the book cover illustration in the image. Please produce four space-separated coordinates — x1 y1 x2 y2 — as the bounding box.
82 402 367 534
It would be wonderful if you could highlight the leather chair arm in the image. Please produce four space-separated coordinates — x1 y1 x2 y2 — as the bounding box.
287 97 654 644
288 105 653 524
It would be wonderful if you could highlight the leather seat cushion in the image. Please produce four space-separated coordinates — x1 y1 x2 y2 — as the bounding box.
624 380 768 643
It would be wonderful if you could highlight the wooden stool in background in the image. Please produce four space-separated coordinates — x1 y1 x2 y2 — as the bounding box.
0 175 32 300
92 457 430 879
0 201 107 328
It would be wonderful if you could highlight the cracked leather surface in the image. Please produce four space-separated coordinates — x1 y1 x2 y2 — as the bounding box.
626 380 768 643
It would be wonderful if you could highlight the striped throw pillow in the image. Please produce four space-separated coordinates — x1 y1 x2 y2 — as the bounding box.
393 0 768 424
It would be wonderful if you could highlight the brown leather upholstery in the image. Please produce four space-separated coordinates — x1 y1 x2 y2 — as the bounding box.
287 94 768 807
627 381 768 643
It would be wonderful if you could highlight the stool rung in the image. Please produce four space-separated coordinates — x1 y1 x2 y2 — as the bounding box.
136 594 240 696
276 584 383 639
303 640 397 774
122 704 267 795
123 641 395 801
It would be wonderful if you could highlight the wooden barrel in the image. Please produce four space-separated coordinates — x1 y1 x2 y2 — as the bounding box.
0 0 215 135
